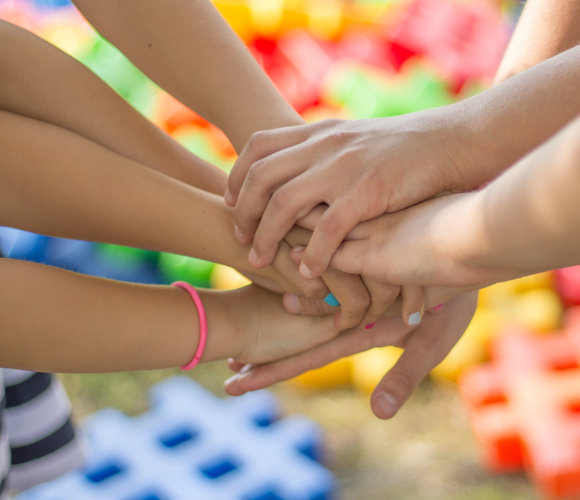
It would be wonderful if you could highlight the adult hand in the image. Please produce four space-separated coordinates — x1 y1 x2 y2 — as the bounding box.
225 292 478 419
226 111 480 280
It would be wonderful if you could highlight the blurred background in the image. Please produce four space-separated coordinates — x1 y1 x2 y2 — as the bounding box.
2 0 580 498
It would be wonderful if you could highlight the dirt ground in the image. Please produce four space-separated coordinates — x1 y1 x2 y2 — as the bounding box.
60 361 537 500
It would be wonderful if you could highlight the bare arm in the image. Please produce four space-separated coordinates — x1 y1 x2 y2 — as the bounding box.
0 259 337 373
70 0 303 153
0 20 226 195
495 0 580 83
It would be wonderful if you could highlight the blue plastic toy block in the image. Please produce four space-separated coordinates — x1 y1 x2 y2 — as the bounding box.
0 227 162 284
15 377 336 500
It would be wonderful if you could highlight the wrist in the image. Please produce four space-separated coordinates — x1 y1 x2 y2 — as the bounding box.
196 290 243 362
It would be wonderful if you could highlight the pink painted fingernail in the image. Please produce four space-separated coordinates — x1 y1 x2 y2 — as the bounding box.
285 294 301 314
365 323 376 330
249 248 258 266
431 303 444 312
300 263 312 278
235 224 245 242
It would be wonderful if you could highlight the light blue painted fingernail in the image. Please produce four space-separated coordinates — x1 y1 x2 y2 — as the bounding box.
324 293 340 307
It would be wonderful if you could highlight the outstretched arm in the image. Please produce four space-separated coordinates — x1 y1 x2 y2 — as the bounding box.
0 20 226 195
70 0 303 153
327 115 580 288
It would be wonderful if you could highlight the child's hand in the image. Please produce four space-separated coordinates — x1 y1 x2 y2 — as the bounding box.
282 225 425 328
226 112 481 280
225 292 478 419
219 285 340 365
326 193 500 289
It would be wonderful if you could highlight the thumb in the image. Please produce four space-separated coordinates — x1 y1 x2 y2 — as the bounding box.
370 341 435 420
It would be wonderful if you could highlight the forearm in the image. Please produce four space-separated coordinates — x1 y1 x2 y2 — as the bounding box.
454 45 580 188
459 116 580 278
0 258 240 372
495 0 580 83
0 20 226 196
71 0 303 153
0 111 289 287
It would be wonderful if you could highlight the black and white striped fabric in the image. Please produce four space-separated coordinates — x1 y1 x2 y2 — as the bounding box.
0 369 85 498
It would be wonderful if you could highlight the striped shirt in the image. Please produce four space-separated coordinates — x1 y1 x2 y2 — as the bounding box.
0 370 85 497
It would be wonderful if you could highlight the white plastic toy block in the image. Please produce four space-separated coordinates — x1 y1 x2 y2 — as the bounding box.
15 377 335 500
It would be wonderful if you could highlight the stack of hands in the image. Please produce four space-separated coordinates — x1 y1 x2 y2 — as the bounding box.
223 108 580 419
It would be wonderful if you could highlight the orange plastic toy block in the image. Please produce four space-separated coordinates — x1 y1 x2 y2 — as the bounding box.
460 309 580 499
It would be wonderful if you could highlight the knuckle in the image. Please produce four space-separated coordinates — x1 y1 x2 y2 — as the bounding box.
374 285 401 304
246 159 269 187
319 211 345 238
271 185 292 210
389 370 417 394
247 130 268 152
349 290 371 311
302 280 327 300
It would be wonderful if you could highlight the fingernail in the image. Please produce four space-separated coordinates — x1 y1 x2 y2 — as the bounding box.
408 312 422 325
249 248 258 266
225 374 240 386
239 363 252 375
235 224 245 242
376 392 398 418
300 263 313 278
324 293 340 307
293 245 306 253
430 303 444 312
365 323 376 330
224 188 235 206
285 294 301 314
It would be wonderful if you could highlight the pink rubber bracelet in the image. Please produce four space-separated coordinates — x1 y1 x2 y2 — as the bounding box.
172 281 208 371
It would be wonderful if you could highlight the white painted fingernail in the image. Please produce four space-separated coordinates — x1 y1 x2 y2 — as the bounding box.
293 245 306 253
239 364 253 375
225 374 240 386
408 312 422 325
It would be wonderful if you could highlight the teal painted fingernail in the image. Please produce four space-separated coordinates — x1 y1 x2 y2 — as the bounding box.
324 293 340 307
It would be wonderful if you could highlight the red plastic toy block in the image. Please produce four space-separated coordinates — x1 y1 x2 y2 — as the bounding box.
460 311 580 498
389 0 509 90
556 267 580 308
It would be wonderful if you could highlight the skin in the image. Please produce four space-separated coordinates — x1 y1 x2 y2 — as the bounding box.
225 0 580 419
0 258 338 373
67 0 425 327
0 19 401 330
319 116 580 287
227 35 580 281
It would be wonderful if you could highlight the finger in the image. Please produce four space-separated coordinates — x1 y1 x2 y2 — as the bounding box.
226 125 312 205
272 240 329 300
328 238 373 277
370 338 435 419
233 144 314 245
227 359 247 372
370 293 476 419
224 316 414 396
401 285 425 326
319 269 370 330
291 245 373 327
359 278 401 329
296 204 328 231
283 293 337 316
299 202 366 279
249 172 333 268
